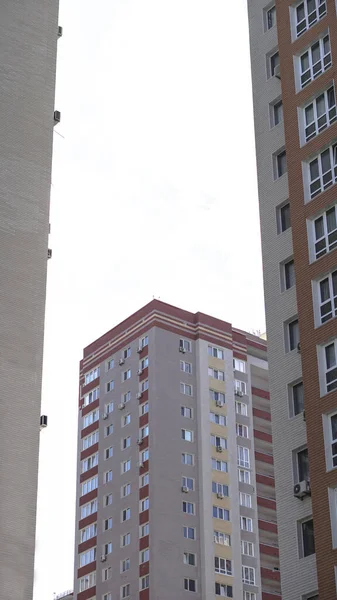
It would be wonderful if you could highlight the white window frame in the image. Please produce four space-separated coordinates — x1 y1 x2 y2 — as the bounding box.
83 408 99 429
264 5 276 31
140 497 150 512
122 436 131 450
140 575 150 590
208 345 224 359
323 410 337 470
141 379 149 392
214 556 232 576
297 33 331 91
122 368 131 382
141 448 149 462
212 458 228 472
209 390 225 405
104 470 113 484
105 424 113 437
307 142 337 201
242 540 254 556
107 357 114 371
140 472 149 487
140 522 149 537
182 452 194 465
180 338 192 352
212 481 229 496
105 400 114 414
140 548 149 564
309 204 337 262
244 592 257 600
105 446 113 460
140 356 149 370
240 516 253 532
122 347 131 359
210 412 226 426
208 367 225 381
319 340 337 395
210 434 227 449
215 582 234 597
122 459 131 473
235 401 248 416
80 498 98 519
140 335 148 349
181 382 192 396
79 547 96 567
213 530 231 546
121 583 130 599
238 468 251 484
81 452 98 473
104 517 113 531
182 428 193 442
301 85 336 145
104 493 113 506
81 476 98 497
242 566 256 586
106 379 114 392
182 476 195 490
120 558 130 573
84 367 100 386
213 505 230 521
180 360 192 373
314 269 337 326
82 431 99 451
123 413 131 427
240 492 252 508
184 578 197 592
122 507 131 522
83 386 99 407
291 0 327 39
183 551 196 566
80 523 97 542
233 358 246 372
121 482 131 497
183 526 196 540
121 533 131 547
140 401 149 415
181 406 193 419
234 379 247 394
328 487 337 548
237 446 250 468
236 423 249 438
79 571 96 592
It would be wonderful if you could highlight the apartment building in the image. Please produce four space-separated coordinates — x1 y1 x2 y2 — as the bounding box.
73 300 280 600
248 0 337 598
0 2 60 599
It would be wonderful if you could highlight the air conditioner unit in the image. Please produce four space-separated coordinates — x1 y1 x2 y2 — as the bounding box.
217 492 224 499
137 461 144 468
274 64 281 79
47 248 52 259
40 415 48 429
58 25 63 38
137 438 142 445
53 110 61 124
179 346 186 354
100 555 107 562
216 399 224 407
293 480 311 499
136 392 142 399
102 412 108 420
137 346 142 353
181 486 189 493
119 358 125 366
137 369 143 375
216 445 223 453
235 390 243 397
118 403 126 410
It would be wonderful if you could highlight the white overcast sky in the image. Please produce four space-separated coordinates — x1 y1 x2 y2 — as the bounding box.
33 1 265 598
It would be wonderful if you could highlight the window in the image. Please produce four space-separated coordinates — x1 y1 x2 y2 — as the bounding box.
269 51 279 77
210 412 226 426
182 453 194 465
141 575 149 590
183 526 196 540
81 499 98 519
300 518 315 557
123 414 131 427
323 341 337 392
103 594 112 600
215 582 233 598
212 458 228 472
123 347 131 359
214 557 232 576
140 548 149 563
81 476 98 496
286 318 300 352
213 531 231 546
83 387 100 406
208 367 225 381
106 380 114 392
107 358 114 370
312 205 337 259
291 381 304 415
184 552 196 566
140 425 149 439
240 492 252 508
140 335 148 349
274 149 287 179
141 379 149 392
140 356 149 370
240 516 253 532
182 476 194 491
81 523 97 542
141 449 149 463
140 522 149 537
234 379 247 395
122 391 131 404
182 428 193 442
277 201 291 233
180 360 192 373
79 572 96 591
82 452 98 473
233 358 246 372
266 5 276 30
122 436 131 450
299 34 331 89
236 402 248 416
84 367 100 386
105 401 114 414
308 143 337 199
104 517 112 531
212 481 229 497
210 390 225 405
238 446 250 468
184 578 196 592
181 406 193 418
238 469 251 484
140 401 149 415
183 501 195 515
79 548 96 567
297 448 310 481
104 493 113 507
83 409 99 429
105 446 113 460
317 270 337 324
236 424 249 438
121 533 130 547
141 472 149 486
122 508 131 522
122 483 131 497
242 566 256 585
208 345 224 359
328 487 337 547
82 431 99 451
213 506 230 521
141 497 150 512
244 594 256 600
326 411 337 468
283 259 295 290
242 541 254 556
121 558 130 573
122 369 131 381
294 0 327 38
181 383 192 396
210 434 227 449
121 584 130 599
272 100 283 127
104 470 113 483
122 459 131 473
303 86 336 143
105 424 113 437
180 338 192 352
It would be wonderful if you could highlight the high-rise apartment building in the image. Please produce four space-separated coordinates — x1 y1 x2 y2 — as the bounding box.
74 300 281 600
0 2 60 598
248 1 337 599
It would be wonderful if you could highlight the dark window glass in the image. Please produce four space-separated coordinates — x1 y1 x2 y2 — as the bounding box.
297 448 310 481
302 519 315 557
293 382 304 415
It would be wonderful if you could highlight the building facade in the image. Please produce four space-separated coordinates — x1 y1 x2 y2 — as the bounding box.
73 300 281 600
0 1 60 598
248 0 337 598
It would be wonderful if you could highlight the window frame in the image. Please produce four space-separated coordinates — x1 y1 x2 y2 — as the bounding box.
307 141 337 200
292 0 327 39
